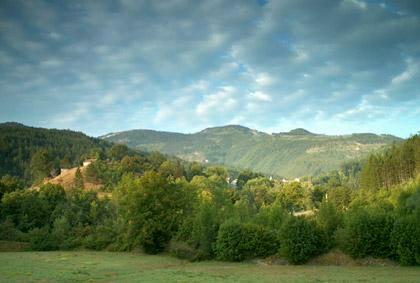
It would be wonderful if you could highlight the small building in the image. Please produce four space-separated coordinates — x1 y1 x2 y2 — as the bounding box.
83 159 96 167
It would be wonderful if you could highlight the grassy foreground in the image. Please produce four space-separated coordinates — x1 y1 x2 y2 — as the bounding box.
0 251 419 283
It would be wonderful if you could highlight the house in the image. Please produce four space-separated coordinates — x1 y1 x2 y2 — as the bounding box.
83 159 96 167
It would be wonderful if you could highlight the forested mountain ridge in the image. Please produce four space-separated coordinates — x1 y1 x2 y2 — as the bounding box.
0 122 111 183
102 125 403 178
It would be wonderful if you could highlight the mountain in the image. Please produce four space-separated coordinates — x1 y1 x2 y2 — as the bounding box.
101 125 402 177
0 122 110 182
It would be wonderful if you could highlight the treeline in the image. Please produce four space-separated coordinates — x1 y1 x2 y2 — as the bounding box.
360 134 419 190
0 122 110 184
0 132 419 266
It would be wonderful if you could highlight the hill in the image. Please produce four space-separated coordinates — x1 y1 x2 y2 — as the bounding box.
101 125 402 177
42 162 102 191
0 122 111 183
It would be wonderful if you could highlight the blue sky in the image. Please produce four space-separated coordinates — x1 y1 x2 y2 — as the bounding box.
0 0 419 138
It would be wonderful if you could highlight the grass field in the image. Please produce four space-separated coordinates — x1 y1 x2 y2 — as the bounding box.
0 251 419 283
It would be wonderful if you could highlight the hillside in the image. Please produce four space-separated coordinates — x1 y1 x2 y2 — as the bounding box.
101 125 402 177
43 163 102 191
0 122 111 183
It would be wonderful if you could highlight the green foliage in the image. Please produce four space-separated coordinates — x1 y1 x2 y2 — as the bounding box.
242 177 275 209
360 135 419 190
110 144 129 161
114 172 193 254
84 160 123 189
236 169 263 190
184 161 203 181
276 182 308 212
189 202 220 258
0 219 27 241
159 160 184 179
338 208 394 259
30 149 56 182
391 215 420 265
0 125 418 266
83 222 117 251
50 216 77 250
168 240 203 261
310 185 326 208
1 189 50 232
215 221 278 261
395 180 420 216
39 183 66 211
253 202 289 231
326 186 352 211
0 175 23 200
315 202 343 249
28 226 57 251
0 122 110 184
279 216 326 264
103 125 401 178
74 167 84 189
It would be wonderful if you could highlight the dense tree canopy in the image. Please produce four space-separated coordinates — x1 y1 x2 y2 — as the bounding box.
0 125 419 266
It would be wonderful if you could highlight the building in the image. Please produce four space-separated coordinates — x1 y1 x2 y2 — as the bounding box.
83 159 96 167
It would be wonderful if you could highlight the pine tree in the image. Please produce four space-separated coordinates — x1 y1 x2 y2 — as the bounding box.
74 167 84 189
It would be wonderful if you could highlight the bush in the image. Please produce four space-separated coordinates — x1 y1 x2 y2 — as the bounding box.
315 202 343 249
279 216 326 264
84 223 116 250
140 223 170 254
168 240 205 261
215 221 278 261
190 203 220 258
0 219 27 242
338 208 394 259
254 203 289 231
28 226 58 251
50 216 79 250
391 215 420 265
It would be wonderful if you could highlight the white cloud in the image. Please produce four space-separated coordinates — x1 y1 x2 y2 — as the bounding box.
53 102 90 125
348 0 367 10
1 0 419 138
248 91 272 102
391 58 418 85
255 73 273 86
196 86 237 117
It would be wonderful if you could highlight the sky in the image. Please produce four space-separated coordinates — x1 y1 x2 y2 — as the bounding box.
0 0 419 138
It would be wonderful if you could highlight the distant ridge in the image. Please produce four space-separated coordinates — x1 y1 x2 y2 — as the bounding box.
277 128 317 136
102 125 402 178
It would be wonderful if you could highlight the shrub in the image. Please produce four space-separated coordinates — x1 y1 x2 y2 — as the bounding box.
338 208 394 259
0 219 27 242
279 216 325 264
254 203 289 231
28 226 58 251
50 216 78 250
190 203 220 258
168 240 205 261
215 221 278 261
84 223 117 250
315 202 343 249
391 215 420 265
140 222 170 254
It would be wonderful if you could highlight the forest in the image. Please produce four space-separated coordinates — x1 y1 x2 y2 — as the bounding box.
0 123 419 266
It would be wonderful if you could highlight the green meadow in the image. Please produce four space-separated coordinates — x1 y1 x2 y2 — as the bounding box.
0 251 419 283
